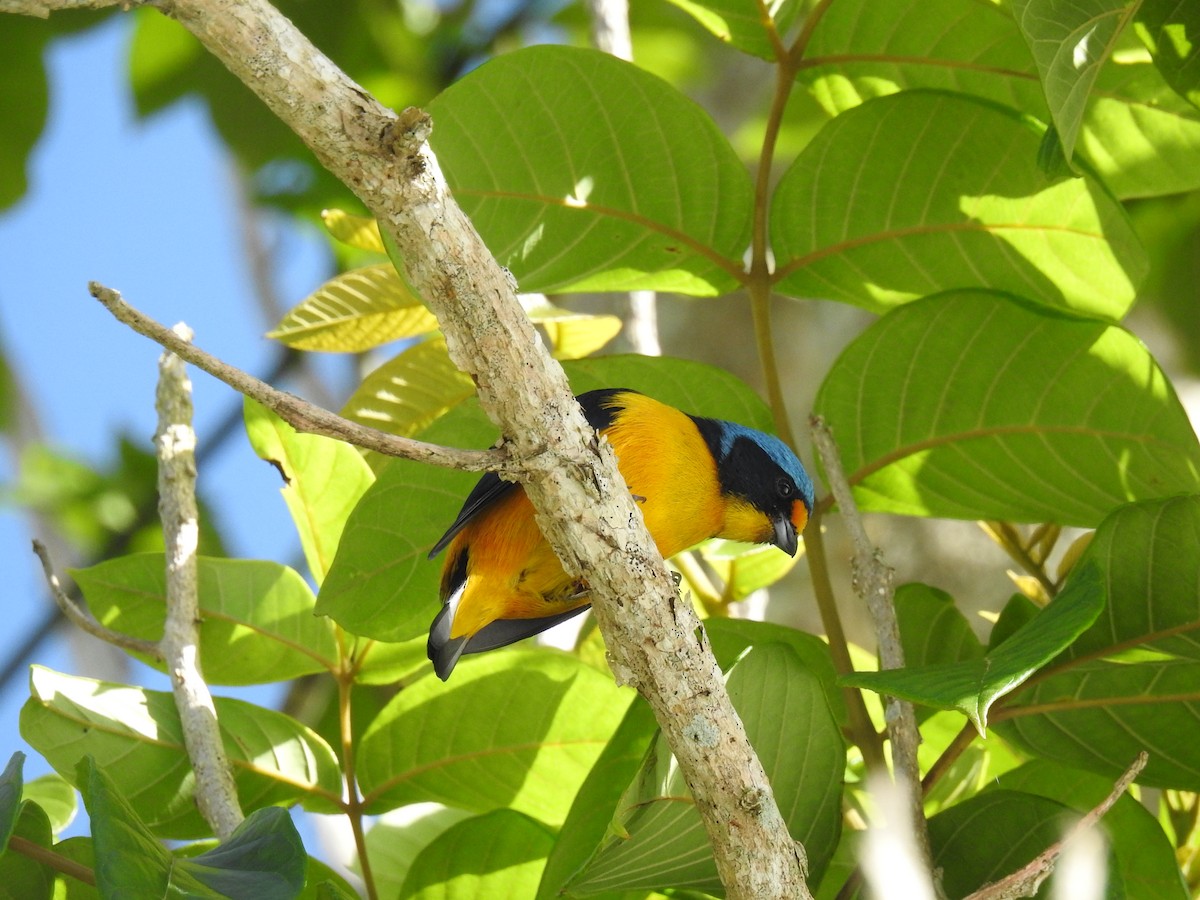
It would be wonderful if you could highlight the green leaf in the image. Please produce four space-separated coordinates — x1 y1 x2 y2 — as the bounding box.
997 760 1189 900
319 355 776 642
399 810 555 899
527 303 623 360
537 700 660 900
703 617 847 725
428 45 752 296
0 753 22 850
663 0 803 60
928 789 1120 898
23 775 75 837
1136 0 1200 109
339 337 475 445
771 91 1145 317
244 397 375 583
1010 0 1141 161
178 808 307 900
0 19 49 211
995 495 1200 790
22 667 341 839
895 584 985 668
364 806 474 900
357 650 635 826
321 209 385 253
269 263 439 352
916 710 1024 815
73 553 336 684
843 561 1105 733
813 291 1200 525
79 758 306 900
565 644 843 894
696 539 800 602
798 0 1200 199
0 798 53 900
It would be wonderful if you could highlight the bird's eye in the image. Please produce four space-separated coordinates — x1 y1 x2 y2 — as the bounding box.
777 477 793 498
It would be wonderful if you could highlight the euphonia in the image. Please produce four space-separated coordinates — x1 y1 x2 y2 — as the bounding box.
427 388 815 680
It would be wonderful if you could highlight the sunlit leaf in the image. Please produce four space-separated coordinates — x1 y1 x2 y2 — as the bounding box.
429 45 752 296
339 337 475 446
813 291 1200 525
664 0 803 60
22 667 341 839
400 810 555 899
244 397 375 583
73 553 336 685
269 264 438 352
357 651 634 826
321 208 385 253
772 91 1146 317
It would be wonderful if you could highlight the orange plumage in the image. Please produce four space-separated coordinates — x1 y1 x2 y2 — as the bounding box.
427 389 813 679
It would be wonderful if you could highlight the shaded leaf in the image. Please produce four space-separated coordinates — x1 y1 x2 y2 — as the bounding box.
73 553 336 684
1136 0 1200 109
928 789 1120 898
995 495 1200 789
22 667 340 839
79 758 305 900
536 699 659 900
998 760 1189 900
844 562 1105 732
895 583 985 668
1010 0 1141 161
400 810 555 899
813 291 1200 525
23 775 75 837
0 753 21 851
566 644 842 894
428 46 752 296
244 397 375 583
357 650 635 826
697 539 800 603
0 798 52 900
771 91 1145 317
269 264 438 352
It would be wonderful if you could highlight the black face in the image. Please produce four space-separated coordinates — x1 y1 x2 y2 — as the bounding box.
715 435 802 520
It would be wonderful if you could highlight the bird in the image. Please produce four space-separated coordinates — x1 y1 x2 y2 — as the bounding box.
426 388 815 680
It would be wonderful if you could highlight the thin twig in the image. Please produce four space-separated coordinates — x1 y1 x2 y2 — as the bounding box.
89 282 506 475
155 324 244 841
30 540 161 659
963 752 1148 900
8 834 96 886
811 415 939 897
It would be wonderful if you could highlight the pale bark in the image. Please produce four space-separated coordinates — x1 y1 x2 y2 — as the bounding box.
2 0 809 893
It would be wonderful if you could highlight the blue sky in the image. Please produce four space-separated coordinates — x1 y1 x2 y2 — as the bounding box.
0 16 337 812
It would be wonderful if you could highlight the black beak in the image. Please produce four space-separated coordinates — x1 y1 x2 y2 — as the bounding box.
772 514 798 557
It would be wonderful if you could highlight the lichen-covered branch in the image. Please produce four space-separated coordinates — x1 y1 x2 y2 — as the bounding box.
31 540 161 659
811 415 938 896
89 283 504 474
155 324 244 841
2 0 808 893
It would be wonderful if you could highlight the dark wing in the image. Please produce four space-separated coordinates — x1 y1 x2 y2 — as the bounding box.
426 388 637 559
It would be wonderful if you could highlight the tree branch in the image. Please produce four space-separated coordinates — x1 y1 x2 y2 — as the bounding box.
5 0 809 893
811 415 939 896
154 324 244 841
963 752 1147 900
89 282 504 474
30 540 162 659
